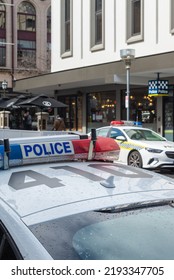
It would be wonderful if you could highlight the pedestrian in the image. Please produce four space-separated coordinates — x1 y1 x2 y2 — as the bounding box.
23 110 32 130
52 115 66 131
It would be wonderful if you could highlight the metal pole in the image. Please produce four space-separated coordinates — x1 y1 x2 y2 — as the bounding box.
120 49 135 122
126 66 130 121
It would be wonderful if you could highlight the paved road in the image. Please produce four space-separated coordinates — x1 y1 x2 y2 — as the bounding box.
154 169 174 179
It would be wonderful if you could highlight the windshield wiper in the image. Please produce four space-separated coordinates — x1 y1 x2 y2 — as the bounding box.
95 200 174 213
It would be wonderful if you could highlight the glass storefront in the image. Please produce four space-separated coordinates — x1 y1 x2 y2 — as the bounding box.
58 95 83 131
121 88 157 131
87 91 116 132
163 87 174 141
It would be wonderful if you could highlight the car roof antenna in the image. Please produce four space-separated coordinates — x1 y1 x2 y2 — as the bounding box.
100 176 116 188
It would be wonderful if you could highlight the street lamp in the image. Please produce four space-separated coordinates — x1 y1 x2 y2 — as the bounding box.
1 80 8 98
120 49 135 121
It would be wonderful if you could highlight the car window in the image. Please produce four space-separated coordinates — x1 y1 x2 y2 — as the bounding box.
124 129 165 141
96 128 109 137
0 222 22 260
30 203 174 260
109 128 125 139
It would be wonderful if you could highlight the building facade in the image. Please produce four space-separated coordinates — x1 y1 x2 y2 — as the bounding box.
0 0 51 97
14 0 174 140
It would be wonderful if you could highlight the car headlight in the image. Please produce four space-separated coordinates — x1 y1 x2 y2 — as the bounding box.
145 147 163 153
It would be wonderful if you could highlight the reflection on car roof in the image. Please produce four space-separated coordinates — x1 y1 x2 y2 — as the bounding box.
1 161 174 226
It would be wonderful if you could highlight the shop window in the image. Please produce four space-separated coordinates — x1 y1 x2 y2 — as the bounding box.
121 88 157 130
87 91 116 132
90 0 105 51
126 0 144 43
163 87 174 141
0 1 6 66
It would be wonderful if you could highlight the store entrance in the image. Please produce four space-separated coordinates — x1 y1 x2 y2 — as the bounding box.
163 95 174 141
121 88 157 131
58 95 82 131
87 91 116 133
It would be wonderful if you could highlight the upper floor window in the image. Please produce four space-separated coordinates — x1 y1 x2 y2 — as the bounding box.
65 0 70 51
47 6 51 69
17 1 36 68
91 0 105 51
0 1 6 66
47 6 51 34
132 0 141 35
0 1 5 29
127 0 144 43
95 0 102 44
171 0 174 34
61 0 73 57
17 1 36 31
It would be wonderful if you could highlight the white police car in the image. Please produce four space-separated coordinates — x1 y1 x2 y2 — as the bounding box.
1 133 174 260
95 121 174 170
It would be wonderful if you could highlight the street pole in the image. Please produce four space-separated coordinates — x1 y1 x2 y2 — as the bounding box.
2 80 8 98
1 80 8 128
126 66 130 121
120 49 135 121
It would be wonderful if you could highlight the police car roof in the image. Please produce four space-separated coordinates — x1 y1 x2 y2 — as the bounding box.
8 134 81 144
110 125 149 130
1 161 174 226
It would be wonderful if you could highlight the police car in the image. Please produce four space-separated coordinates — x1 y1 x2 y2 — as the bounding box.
1 133 174 260
95 121 174 170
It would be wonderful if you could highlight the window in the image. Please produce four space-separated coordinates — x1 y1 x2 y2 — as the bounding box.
109 128 125 139
0 1 6 66
17 1 36 68
30 204 174 260
121 87 157 131
96 127 109 137
61 0 73 57
47 6 51 69
171 0 174 34
0 222 22 260
95 0 102 44
90 0 105 51
17 1 36 31
127 0 144 43
87 91 116 132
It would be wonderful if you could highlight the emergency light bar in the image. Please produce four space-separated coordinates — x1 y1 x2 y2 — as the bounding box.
0 132 120 169
110 120 142 126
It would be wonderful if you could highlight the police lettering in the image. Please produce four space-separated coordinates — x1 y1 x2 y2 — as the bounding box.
22 141 74 158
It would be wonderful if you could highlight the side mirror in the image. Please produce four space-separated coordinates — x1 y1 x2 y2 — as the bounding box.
116 136 126 141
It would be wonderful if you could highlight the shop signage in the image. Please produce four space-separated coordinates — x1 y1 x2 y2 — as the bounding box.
148 79 169 96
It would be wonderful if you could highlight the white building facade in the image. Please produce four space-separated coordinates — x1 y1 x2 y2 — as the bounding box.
52 0 174 72
15 0 174 139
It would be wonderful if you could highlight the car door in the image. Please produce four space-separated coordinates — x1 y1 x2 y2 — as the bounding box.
108 128 129 163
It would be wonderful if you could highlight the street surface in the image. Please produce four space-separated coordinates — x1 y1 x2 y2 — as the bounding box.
154 169 174 179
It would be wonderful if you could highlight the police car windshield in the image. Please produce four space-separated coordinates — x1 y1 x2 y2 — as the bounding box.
30 203 174 260
124 128 165 141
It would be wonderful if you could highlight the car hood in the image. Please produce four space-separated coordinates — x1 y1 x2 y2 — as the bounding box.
131 140 174 150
